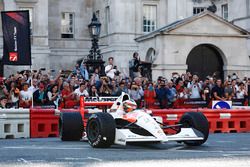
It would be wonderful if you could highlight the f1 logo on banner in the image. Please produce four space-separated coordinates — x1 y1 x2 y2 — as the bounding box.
9 52 18 62
1 10 31 66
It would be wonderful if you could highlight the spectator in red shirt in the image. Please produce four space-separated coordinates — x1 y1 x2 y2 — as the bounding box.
176 78 184 94
144 82 156 108
61 82 76 108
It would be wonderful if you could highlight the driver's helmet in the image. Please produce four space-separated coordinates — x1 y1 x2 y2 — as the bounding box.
123 99 137 113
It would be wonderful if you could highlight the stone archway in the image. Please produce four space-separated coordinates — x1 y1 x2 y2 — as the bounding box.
186 44 225 80
140 48 156 80
145 48 156 63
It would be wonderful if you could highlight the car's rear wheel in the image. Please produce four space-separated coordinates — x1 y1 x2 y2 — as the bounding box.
86 112 116 148
179 112 209 146
59 112 84 141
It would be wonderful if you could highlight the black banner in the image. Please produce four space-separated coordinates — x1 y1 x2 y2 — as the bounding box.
1 11 31 65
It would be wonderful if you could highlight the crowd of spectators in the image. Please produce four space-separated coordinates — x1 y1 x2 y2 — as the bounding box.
0 53 249 109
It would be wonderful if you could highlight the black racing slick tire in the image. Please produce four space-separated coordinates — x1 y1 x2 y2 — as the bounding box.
179 112 209 146
59 112 84 141
86 112 116 148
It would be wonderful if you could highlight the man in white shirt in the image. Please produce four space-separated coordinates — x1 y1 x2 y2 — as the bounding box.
187 75 202 99
74 82 89 101
105 57 117 79
20 82 32 108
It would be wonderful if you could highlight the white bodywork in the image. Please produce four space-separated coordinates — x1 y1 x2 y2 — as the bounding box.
108 93 204 146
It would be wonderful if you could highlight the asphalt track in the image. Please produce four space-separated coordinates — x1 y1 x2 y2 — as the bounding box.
0 133 250 167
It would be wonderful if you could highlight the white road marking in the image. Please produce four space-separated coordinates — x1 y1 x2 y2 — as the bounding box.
56 157 85 160
87 157 103 162
223 154 241 157
17 158 31 164
56 157 103 162
29 160 46 163
3 146 89 150
167 146 185 151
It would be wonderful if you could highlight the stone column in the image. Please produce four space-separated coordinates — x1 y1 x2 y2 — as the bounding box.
247 0 250 16
31 0 50 70
32 0 49 46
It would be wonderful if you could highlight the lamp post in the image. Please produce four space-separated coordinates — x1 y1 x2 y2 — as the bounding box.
84 13 105 75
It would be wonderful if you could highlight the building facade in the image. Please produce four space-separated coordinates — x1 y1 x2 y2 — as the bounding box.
0 0 249 79
136 12 249 80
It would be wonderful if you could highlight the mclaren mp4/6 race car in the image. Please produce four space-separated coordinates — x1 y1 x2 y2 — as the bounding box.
59 93 209 148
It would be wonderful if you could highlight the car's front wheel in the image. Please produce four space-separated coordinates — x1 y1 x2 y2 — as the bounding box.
179 112 209 146
86 112 116 148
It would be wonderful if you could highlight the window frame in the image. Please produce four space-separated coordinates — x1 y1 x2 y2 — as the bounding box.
61 12 75 39
142 4 157 33
193 7 206 15
105 6 110 35
221 4 229 20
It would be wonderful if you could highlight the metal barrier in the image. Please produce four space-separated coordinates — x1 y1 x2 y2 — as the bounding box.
1 97 249 140
30 109 59 138
198 109 250 133
0 109 30 139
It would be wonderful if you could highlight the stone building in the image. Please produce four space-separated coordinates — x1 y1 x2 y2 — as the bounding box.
0 0 249 80
136 11 249 80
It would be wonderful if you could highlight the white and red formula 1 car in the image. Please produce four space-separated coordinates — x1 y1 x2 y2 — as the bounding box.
59 93 209 148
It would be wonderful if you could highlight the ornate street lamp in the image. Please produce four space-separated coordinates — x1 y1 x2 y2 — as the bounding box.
84 13 105 75
88 13 101 38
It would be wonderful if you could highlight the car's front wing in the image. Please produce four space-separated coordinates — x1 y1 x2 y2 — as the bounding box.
114 128 204 146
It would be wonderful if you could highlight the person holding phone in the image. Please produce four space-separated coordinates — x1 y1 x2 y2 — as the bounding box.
47 84 61 107
105 57 117 79
187 75 202 99
99 77 112 96
33 82 47 106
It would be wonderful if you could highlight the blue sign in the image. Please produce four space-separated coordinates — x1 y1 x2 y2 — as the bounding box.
212 101 232 109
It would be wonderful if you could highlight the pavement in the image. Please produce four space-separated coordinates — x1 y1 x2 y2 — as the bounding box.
0 133 250 167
